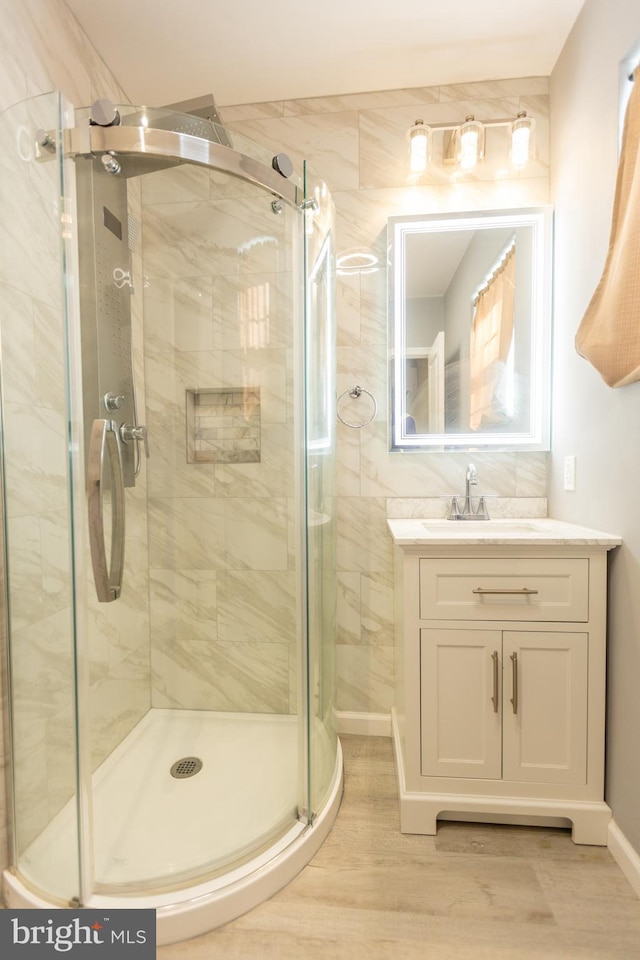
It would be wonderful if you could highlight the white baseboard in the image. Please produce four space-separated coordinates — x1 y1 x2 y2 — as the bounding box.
608 820 640 898
336 711 391 737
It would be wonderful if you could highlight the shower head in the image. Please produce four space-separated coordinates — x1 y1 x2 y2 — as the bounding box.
161 94 231 148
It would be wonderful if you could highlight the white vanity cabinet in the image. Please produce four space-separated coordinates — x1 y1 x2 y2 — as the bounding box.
388 519 621 845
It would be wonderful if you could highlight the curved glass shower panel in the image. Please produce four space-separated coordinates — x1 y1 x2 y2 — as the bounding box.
303 162 338 815
74 122 306 891
0 93 80 902
1 101 340 930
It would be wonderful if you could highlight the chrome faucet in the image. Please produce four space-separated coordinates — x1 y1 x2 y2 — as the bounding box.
463 462 477 515
447 462 490 520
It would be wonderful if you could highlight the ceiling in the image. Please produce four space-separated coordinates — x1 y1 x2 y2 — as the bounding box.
65 0 585 108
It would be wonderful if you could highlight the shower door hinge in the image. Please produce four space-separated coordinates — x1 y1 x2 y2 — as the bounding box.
297 807 317 826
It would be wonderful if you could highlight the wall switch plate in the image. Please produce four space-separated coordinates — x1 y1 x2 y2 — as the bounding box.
563 455 576 491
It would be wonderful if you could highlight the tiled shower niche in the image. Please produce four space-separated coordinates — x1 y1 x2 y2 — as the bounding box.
186 387 261 463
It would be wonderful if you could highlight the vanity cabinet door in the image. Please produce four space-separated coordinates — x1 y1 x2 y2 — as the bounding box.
420 628 502 779
420 628 589 787
502 631 588 785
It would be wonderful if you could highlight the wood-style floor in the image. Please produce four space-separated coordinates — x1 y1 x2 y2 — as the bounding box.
158 735 640 959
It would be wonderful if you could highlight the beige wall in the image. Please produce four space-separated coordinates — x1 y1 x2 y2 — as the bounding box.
220 79 551 715
0 0 129 878
550 0 640 855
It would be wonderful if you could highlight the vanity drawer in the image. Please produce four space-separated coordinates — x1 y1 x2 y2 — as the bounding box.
419 558 589 622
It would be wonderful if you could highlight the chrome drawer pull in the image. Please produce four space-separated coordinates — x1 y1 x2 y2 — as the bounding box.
472 587 539 595
491 651 499 713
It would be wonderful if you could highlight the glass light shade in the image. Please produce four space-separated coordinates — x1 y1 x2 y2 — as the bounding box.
409 120 430 173
511 112 535 167
459 116 483 169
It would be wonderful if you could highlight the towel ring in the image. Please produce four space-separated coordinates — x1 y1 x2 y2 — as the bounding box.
337 385 377 429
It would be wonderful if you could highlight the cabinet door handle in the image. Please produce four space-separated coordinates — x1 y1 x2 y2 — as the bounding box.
473 587 539 595
491 650 499 713
510 651 518 714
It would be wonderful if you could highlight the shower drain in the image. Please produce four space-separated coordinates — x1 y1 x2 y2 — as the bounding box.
170 756 203 779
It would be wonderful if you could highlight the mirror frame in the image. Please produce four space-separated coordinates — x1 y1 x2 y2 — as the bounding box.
388 206 552 451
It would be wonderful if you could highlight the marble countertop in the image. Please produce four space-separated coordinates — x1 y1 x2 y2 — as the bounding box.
387 517 622 547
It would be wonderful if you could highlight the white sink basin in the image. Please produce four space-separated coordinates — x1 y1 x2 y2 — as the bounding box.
422 519 540 534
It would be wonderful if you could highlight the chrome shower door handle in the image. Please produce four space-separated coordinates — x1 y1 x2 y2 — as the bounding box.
88 419 125 602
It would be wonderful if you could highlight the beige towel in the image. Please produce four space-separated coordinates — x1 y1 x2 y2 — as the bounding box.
575 67 640 387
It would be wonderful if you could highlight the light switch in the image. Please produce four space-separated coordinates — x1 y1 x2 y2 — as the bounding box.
563 455 576 491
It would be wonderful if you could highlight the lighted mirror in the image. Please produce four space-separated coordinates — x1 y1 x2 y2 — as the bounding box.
388 207 552 450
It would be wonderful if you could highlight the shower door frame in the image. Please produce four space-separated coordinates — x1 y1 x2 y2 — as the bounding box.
65 124 302 206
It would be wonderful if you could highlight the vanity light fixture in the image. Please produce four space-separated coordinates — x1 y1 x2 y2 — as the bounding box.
510 111 535 167
408 119 430 173
408 110 535 173
459 116 484 169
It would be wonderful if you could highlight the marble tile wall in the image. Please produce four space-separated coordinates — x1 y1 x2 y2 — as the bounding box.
0 0 132 877
219 77 550 715
140 165 300 715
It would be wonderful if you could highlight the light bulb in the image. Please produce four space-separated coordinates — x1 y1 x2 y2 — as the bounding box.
511 112 535 167
460 129 478 168
459 116 483 169
409 120 430 174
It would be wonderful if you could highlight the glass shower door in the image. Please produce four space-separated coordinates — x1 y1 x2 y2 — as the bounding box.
0 92 81 903
303 162 338 816
75 127 309 891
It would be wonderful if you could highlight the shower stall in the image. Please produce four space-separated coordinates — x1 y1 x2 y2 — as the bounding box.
0 92 340 944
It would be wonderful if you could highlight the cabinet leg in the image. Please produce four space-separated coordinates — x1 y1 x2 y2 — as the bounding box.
400 798 439 835
571 808 611 846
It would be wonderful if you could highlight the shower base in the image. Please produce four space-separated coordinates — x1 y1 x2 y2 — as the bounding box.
3 708 343 944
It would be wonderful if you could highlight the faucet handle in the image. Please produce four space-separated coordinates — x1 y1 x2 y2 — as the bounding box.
447 496 461 520
120 422 150 459
474 496 490 520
